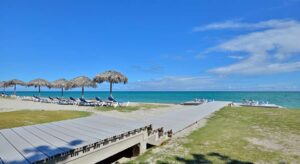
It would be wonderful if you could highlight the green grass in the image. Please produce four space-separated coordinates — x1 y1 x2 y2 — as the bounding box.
95 103 170 112
0 110 91 129
130 107 300 163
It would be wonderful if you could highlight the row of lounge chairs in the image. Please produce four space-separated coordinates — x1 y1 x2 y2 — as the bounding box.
1 92 9 97
25 95 129 107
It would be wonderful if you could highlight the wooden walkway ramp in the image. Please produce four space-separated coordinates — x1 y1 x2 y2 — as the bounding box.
0 116 150 164
0 101 229 164
146 101 230 134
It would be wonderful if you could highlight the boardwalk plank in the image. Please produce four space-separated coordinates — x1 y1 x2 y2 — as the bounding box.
0 129 47 163
12 127 63 157
23 126 72 151
0 133 29 164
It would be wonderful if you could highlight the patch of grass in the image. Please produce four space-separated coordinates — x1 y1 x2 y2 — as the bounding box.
0 110 91 129
131 107 300 163
95 103 169 112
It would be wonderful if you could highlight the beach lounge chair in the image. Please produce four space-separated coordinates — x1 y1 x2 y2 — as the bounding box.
95 97 107 106
32 95 41 102
33 96 50 103
56 97 73 105
79 98 98 106
1 92 8 97
108 96 130 107
48 96 59 103
69 97 80 105
21 96 33 101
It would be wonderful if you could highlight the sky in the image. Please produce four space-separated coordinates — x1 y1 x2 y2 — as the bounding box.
1 0 300 91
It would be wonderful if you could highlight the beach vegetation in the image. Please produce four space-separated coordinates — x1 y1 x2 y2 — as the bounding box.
129 107 300 163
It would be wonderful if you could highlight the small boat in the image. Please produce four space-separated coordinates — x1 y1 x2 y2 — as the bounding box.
181 98 213 105
239 99 282 108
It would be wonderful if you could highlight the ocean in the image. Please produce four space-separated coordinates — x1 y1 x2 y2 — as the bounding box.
3 91 300 109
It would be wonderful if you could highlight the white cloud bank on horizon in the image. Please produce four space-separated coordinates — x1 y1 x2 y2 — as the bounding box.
125 76 217 91
122 76 299 91
195 19 300 75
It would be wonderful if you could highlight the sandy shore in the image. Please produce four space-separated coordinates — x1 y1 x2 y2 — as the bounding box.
0 98 180 120
0 98 92 112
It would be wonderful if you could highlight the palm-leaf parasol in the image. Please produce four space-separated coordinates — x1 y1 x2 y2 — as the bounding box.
5 79 26 95
67 76 96 98
51 78 69 97
27 78 51 96
93 70 128 96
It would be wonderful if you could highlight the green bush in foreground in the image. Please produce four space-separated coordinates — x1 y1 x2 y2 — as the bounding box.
131 107 300 163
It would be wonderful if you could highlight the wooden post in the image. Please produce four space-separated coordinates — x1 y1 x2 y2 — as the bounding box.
110 82 112 96
38 85 41 96
61 88 64 97
82 86 84 98
14 84 16 95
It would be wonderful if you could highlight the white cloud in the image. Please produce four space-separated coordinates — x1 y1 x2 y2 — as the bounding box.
126 76 216 91
193 19 298 31
204 19 300 75
195 54 205 60
228 55 244 60
211 61 300 75
132 65 164 74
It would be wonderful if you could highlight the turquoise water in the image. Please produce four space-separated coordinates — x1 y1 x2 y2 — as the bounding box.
4 91 300 109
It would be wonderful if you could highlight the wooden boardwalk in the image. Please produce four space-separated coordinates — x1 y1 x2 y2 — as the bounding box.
146 101 230 133
0 101 229 164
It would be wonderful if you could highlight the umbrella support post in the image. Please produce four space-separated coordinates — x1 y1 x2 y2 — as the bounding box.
14 84 16 95
110 82 113 97
82 87 84 98
38 86 41 97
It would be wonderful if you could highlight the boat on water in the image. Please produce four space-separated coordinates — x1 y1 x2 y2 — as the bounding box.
237 99 282 108
181 98 213 105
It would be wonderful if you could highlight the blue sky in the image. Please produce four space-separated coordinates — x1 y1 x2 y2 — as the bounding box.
1 0 300 91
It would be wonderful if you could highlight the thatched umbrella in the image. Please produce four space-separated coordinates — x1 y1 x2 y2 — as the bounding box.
52 78 69 97
93 70 128 96
5 79 26 95
27 78 51 96
67 76 96 98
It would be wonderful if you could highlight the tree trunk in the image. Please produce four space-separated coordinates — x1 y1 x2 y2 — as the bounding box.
14 84 16 95
38 85 41 96
61 88 64 97
110 82 113 96
81 86 84 98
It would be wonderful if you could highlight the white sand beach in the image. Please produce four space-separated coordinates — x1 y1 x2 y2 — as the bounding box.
0 98 91 112
0 98 180 120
